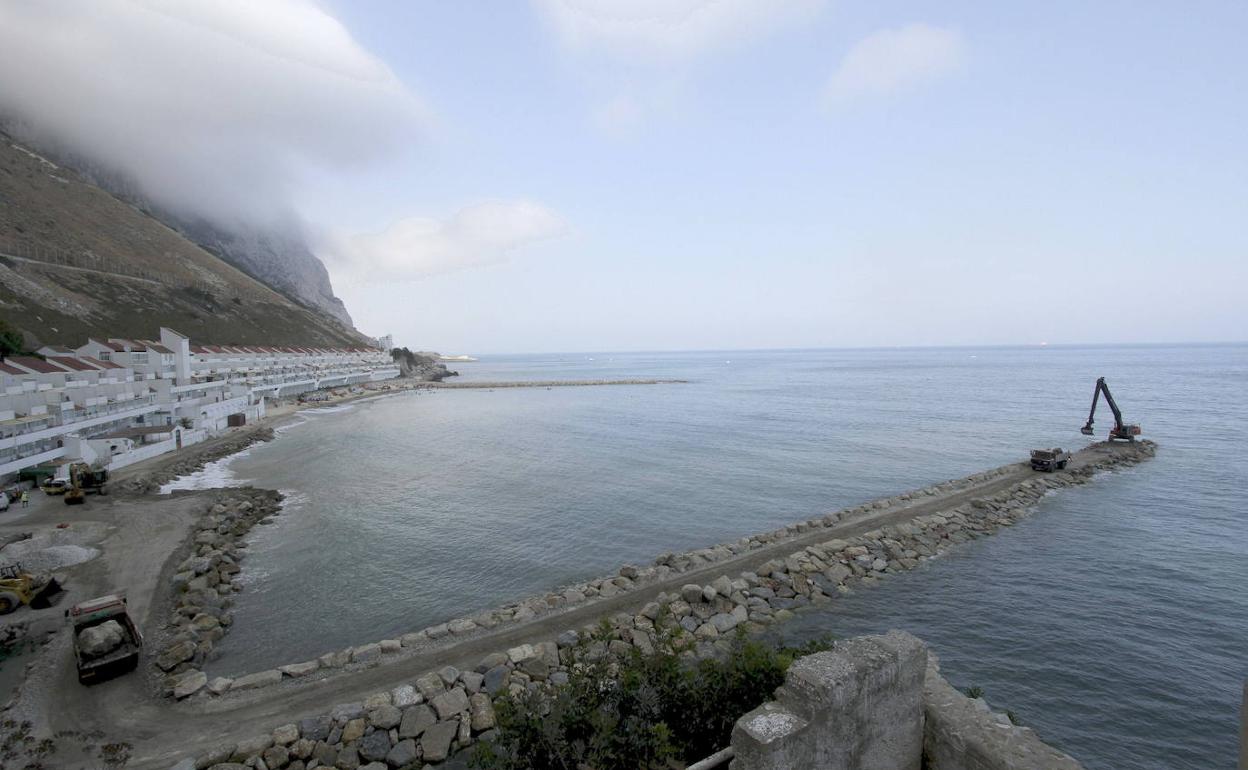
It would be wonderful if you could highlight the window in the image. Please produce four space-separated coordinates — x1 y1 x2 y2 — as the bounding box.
99 351 111 361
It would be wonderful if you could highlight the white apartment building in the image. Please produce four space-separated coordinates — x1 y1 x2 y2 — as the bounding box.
1 328 399 483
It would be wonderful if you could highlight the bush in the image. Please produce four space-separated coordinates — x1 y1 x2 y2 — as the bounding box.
0 318 23 357
471 618 835 770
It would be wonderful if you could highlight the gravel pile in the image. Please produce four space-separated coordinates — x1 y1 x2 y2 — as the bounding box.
0 543 98 573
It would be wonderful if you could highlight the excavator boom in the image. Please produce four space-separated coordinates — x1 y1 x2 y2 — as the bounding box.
1080 377 1140 441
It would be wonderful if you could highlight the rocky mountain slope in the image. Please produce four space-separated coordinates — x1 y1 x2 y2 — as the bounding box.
162 216 353 328
0 133 367 348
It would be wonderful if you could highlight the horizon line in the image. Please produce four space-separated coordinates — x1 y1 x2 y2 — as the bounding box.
423 339 1248 358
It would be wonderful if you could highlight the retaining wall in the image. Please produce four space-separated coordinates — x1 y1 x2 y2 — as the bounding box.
923 655 1082 770
108 429 209 471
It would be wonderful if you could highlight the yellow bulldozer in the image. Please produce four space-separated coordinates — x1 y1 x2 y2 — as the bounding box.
64 462 108 505
0 563 66 614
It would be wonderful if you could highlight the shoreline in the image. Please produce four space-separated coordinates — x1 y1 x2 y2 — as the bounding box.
0 383 1157 769
107 377 438 492
112 375 683 493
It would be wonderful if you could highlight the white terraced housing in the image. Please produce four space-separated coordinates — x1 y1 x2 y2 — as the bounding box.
0 327 399 480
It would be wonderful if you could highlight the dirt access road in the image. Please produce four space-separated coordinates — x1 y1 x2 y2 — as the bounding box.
18 440 1140 770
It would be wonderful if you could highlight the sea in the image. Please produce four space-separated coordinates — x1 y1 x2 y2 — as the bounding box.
164 344 1247 770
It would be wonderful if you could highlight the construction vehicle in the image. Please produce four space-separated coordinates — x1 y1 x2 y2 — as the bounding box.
0 562 67 614
67 594 142 684
41 478 69 495
1030 447 1071 472
1081 377 1142 442
63 463 108 505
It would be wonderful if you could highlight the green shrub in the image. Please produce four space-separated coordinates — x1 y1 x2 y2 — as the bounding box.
0 318 23 357
471 618 835 770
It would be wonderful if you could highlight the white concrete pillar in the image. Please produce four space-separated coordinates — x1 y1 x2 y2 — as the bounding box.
160 327 192 385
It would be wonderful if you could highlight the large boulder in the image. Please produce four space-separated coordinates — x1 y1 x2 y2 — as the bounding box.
357 730 391 763
170 669 207 699
297 715 333 743
469 693 496 732
415 671 445 700
78 621 124 658
420 721 458 763
367 704 402 730
431 687 469 721
398 704 437 739
385 739 417 768
709 612 739 633
230 669 281 691
482 665 510 696
156 640 197 671
278 660 319 678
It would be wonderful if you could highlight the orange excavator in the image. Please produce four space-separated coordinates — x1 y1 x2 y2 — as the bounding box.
1081 377 1141 442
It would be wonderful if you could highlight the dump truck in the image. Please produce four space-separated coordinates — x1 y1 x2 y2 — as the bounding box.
67 594 142 684
0 563 66 613
1030 447 1071 472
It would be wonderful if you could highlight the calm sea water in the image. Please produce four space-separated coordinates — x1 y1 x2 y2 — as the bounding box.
171 345 1247 770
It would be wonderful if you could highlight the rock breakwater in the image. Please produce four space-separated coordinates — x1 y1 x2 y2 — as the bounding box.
177 441 1155 768
428 378 686 389
154 488 283 700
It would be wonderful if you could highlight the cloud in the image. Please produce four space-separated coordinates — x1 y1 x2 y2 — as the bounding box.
0 0 427 228
826 23 964 102
533 0 824 62
323 201 569 284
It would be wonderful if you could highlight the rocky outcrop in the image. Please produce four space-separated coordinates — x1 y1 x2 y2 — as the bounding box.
390 347 457 382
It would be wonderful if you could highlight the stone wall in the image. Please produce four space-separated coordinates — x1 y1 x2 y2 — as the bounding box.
732 630 927 770
922 655 1082 770
730 634 1083 770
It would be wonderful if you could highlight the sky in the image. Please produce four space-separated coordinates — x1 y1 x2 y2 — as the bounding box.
1 1 1245 353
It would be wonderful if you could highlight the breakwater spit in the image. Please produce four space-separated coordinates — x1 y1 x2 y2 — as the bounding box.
127 439 1153 769
427 378 687 389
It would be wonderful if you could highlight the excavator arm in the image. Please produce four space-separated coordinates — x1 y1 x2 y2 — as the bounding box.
1081 377 1127 436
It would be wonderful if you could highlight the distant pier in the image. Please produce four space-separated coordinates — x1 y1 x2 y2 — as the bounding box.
426 378 687 389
